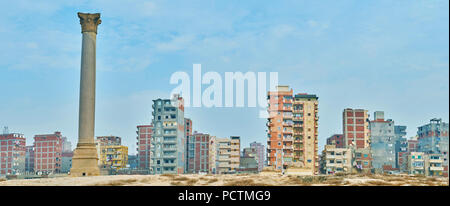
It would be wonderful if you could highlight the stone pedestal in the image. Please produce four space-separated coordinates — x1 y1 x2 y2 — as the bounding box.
70 12 101 177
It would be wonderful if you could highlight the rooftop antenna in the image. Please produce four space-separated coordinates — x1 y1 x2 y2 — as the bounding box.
3 126 9 134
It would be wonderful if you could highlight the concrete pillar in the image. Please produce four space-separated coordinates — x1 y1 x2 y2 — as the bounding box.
70 12 101 177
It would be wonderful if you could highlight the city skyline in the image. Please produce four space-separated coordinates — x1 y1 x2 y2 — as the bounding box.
1 0 449 154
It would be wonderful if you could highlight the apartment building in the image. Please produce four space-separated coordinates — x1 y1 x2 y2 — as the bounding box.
326 134 344 148
209 136 218 174
61 151 73 173
184 118 192 173
98 145 128 172
216 137 232 174
34 132 63 174
406 152 425 175
267 85 293 170
25 145 35 173
293 93 319 174
417 118 449 177
0 132 26 175
343 108 370 149
150 94 186 174
250 141 265 172
186 132 210 174
230 136 240 172
353 147 372 173
424 153 445 176
369 111 399 172
321 145 352 174
136 125 152 169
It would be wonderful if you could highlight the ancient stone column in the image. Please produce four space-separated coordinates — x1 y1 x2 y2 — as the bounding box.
70 12 101 177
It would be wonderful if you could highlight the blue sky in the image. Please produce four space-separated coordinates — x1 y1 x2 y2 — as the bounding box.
0 0 448 154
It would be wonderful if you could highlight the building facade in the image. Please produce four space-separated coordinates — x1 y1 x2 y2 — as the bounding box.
249 141 265 172
0 133 26 176
34 132 63 174
230 136 240 172
407 152 425 175
369 111 398 172
267 85 293 170
321 145 353 174
98 145 128 172
61 151 73 174
343 108 370 149
208 136 218 174
150 94 186 174
267 86 319 174
186 132 210 174
25 145 35 173
136 125 152 169
326 134 344 148
417 118 449 177
216 137 232 174
293 93 319 174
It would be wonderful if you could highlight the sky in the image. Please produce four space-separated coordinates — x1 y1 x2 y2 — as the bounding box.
0 0 448 155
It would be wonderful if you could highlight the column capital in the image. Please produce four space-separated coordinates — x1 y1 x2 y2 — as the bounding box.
78 12 101 34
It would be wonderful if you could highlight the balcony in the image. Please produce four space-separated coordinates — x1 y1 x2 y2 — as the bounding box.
283 145 293 150
429 166 444 171
283 137 293 142
293 109 302 113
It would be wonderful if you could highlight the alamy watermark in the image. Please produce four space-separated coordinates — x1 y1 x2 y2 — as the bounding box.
169 64 278 118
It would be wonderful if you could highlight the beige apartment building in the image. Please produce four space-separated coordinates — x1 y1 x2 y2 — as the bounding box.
407 152 425 175
321 145 353 174
215 136 240 174
267 86 319 174
216 137 232 174
293 93 319 174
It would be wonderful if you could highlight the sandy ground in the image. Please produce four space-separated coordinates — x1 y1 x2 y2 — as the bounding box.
1 173 448 186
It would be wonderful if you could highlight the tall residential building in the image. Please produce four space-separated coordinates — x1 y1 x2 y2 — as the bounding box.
267 85 293 170
250 141 265 172
25 145 35 173
267 86 319 174
417 118 449 177
136 125 152 169
209 136 218 174
186 132 210 174
369 112 399 172
96 136 121 146
343 108 370 149
0 133 26 175
34 132 63 174
184 118 192 173
230 136 241 172
394 125 407 169
293 93 319 174
150 94 186 174
326 134 344 148
216 137 232 174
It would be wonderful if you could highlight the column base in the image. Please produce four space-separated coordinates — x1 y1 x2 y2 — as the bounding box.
70 143 100 177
